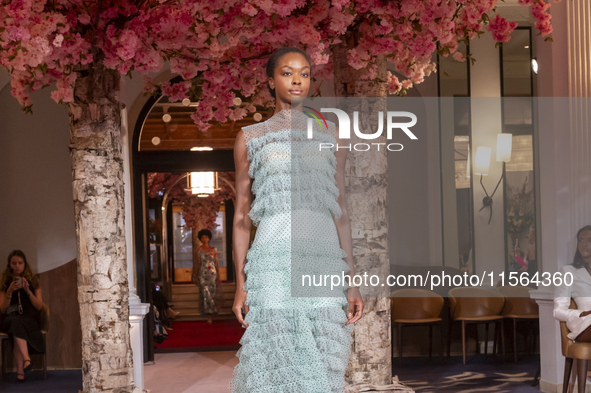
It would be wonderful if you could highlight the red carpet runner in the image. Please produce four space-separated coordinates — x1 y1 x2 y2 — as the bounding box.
154 319 245 350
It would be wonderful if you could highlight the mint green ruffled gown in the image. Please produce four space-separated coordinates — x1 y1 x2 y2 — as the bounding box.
228 109 354 393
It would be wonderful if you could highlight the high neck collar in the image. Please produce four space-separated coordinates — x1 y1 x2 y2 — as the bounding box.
269 108 307 121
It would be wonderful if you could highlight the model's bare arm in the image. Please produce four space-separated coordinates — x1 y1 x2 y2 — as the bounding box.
334 147 355 277
232 130 253 327
333 142 364 325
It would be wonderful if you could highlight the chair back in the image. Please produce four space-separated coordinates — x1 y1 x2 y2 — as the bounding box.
560 298 577 357
40 304 50 333
390 289 444 320
496 285 539 317
448 287 505 319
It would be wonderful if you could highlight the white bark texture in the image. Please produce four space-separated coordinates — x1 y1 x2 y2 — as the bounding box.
69 67 141 393
333 40 392 388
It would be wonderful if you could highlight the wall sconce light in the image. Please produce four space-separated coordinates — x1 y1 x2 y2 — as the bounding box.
187 171 220 197
476 134 512 224
531 58 539 75
474 146 491 176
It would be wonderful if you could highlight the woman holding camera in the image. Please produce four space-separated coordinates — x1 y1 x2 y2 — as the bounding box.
0 250 45 382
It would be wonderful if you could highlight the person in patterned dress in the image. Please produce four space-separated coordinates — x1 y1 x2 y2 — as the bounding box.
192 229 221 324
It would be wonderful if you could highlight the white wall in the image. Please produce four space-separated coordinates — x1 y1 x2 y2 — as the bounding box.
0 80 77 273
387 74 443 268
0 66 167 276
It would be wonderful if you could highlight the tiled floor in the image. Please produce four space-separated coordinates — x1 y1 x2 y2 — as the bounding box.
144 351 239 393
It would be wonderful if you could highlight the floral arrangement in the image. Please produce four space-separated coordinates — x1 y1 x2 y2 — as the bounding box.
147 172 235 231
1 0 558 120
505 178 535 241
147 172 186 200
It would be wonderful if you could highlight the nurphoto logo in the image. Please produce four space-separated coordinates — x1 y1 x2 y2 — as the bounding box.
306 108 418 152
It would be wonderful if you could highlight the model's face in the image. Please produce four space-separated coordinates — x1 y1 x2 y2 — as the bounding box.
578 230 591 259
268 52 311 107
200 235 210 245
10 256 25 275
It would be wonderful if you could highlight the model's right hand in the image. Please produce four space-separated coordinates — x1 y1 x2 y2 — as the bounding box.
233 287 249 327
580 310 591 318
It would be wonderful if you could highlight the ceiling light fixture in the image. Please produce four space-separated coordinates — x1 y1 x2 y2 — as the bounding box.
187 171 220 196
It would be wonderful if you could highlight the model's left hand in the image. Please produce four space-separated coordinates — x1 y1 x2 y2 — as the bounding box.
22 278 32 296
346 287 363 325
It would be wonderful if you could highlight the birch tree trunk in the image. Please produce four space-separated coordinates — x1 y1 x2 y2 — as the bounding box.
68 66 140 393
333 38 392 388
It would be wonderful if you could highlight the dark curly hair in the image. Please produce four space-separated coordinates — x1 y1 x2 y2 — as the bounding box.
197 229 213 241
266 47 312 99
573 225 591 269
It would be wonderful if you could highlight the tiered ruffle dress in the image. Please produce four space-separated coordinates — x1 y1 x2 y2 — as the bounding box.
228 109 354 393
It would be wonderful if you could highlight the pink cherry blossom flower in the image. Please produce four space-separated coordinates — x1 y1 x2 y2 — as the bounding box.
0 0 561 128
53 34 63 47
160 81 192 103
487 14 518 43
242 3 258 16
453 51 466 62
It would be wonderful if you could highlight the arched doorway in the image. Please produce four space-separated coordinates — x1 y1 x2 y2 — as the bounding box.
131 79 269 360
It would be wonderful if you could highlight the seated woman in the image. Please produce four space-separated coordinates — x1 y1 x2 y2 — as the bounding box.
151 283 179 329
554 225 591 391
0 250 45 382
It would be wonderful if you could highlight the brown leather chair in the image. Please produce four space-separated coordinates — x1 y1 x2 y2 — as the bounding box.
448 287 506 365
0 304 49 380
391 289 444 366
496 285 539 362
560 298 591 393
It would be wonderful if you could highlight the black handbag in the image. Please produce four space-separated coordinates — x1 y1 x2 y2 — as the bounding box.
5 291 23 316
6 304 19 316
